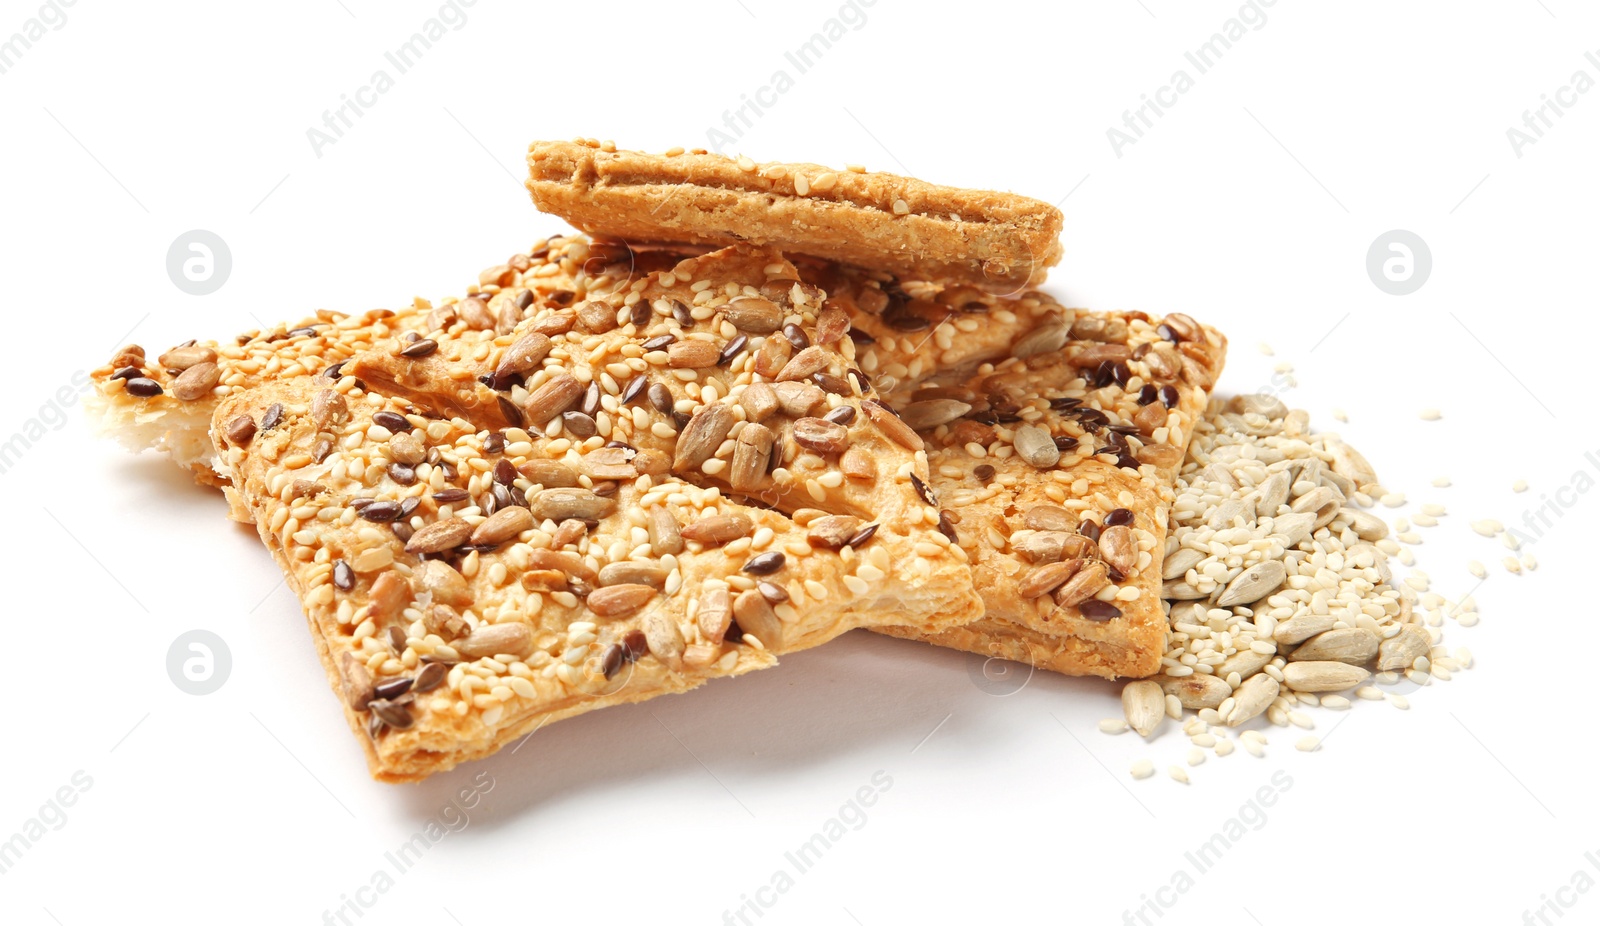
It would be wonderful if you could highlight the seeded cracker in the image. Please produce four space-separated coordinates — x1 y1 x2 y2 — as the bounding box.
204 242 981 782
86 235 637 485
866 301 1227 678
526 140 1063 291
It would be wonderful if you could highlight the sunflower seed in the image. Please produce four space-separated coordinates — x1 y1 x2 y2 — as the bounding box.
1253 471 1291 516
1122 681 1165 737
159 344 217 370
1099 525 1137 575
734 589 783 647
470 507 532 546
497 332 552 376
1273 612 1337 646
529 488 615 521
170 361 220 401
455 622 533 659
1326 439 1377 488
773 381 826 417
1282 661 1370 693
1271 512 1317 547
673 403 736 473
1215 560 1286 607
1023 505 1076 533
1052 562 1108 607
404 518 472 554
640 609 685 662
724 297 783 334
776 346 829 382
1225 673 1280 726
587 584 657 617
697 584 733 643
1020 560 1081 598
1162 547 1205 581
647 507 684 554
524 372 585 426
900 399 972 430
1012 425 1060 468
342 653 375 710
1376 623 1431 672
1012 319 1069 358
681 513 752 545
793 417 849 454
597 563 669 589
1015 531 1095 564
1159 674 1231 710
518 459 579 487
669 340 721 368
740 383 780 422
1290 628 1379 665
731 423 775 491
806 515 864 549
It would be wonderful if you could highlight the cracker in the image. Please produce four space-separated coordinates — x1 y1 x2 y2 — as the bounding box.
204 240 982 781
526 140 1063 290
868 301 1227 679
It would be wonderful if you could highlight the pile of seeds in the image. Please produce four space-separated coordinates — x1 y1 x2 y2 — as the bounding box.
1104 392 1479 780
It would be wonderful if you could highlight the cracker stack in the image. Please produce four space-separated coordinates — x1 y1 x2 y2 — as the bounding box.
89 139 1226 781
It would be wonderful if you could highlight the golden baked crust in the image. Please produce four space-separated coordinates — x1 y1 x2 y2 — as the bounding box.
526 140 1063 291
869 303 1228 679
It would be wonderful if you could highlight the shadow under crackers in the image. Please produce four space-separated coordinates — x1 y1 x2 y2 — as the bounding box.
382 630 1109 829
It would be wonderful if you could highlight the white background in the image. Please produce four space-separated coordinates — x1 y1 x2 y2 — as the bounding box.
0 1 1590 923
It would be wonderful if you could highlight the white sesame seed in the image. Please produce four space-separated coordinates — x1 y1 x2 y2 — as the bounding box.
1098 719 1129 735
1387 693 1410 710
1471 519 1503 537
1186 748 1206 766
1257 343 1275 356
1432 476 1451 488
1295 736 1321 752
1418 408 1441 421
1332 408 1349 422
1512 480 1528 493
1130 759 1155 780
1468 560 1487 579
1168 765 1190 784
